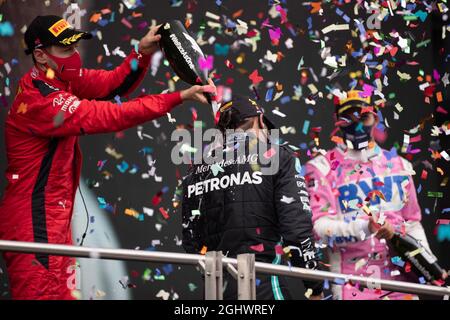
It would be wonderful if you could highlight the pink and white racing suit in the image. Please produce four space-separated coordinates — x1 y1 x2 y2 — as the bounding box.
305 144 430 300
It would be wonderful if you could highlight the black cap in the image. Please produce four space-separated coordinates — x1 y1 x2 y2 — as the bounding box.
24 15 92 55
218 95 276 130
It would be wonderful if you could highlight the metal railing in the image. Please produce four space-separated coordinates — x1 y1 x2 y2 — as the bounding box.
0 240 448 299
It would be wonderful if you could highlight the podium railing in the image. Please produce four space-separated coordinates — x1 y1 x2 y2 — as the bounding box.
0 240 448 299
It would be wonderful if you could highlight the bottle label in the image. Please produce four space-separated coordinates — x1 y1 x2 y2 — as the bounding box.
421 248 437 264
405 251 433 281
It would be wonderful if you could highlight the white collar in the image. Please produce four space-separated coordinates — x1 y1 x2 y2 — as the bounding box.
336 143 382 163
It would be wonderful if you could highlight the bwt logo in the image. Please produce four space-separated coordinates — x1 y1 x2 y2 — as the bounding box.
338 175 409 212
171 128 280 176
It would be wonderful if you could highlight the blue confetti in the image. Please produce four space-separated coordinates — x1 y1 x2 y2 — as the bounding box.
129 164 139 174
0 22 14 37
280 96 291 104
391 256 405 268
117 161 129 173
307 17 312 30
302 120 310 135
130 58 138 71
366 167 376 177
162 264 174 275
265 88 274 102
437 224 450 242
355 122 364 133
139 147 153 155
214 43 230 56
97 197 106 208
98 19 109 27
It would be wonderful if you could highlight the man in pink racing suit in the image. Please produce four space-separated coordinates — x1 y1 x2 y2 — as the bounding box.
305 90 434 300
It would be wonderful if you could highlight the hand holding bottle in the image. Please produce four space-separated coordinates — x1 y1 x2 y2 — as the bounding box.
368 216 394 240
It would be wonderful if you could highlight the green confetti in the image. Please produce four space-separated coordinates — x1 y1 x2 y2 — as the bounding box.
194 121 205 128
142 268 152 281
417 39 431 48
188 283 197 292
403 15 418 21
427 191 443 198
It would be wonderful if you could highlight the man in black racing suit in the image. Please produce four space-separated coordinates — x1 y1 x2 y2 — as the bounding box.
181 95 323 300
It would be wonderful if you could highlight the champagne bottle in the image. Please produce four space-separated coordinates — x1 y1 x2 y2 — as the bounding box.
389 232 446 284
157 20 215 109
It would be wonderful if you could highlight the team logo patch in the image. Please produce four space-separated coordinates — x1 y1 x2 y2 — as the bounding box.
49 19 71 37
219 101 233 112
60 33 83 45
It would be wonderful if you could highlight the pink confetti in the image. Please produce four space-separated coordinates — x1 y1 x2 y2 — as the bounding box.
373 46 381 55
159 207 169 219
121 18 133 29
225 59 234 69
250 243 265 252
268 27 282 43
263 147 277 159
276 5 288 24
275 245 284 255
261 18 273 29
433 69 440 82
331 160 340 171
249 69 264 85
361 84 375 98
198 55 214 72
436 106 448 114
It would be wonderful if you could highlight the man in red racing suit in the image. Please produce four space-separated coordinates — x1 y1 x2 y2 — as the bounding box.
0 15 214 300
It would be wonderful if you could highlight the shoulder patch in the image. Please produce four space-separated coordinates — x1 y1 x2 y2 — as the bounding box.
307 155 331 176
32 80 60 97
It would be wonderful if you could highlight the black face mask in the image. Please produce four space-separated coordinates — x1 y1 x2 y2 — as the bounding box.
340 121 373 150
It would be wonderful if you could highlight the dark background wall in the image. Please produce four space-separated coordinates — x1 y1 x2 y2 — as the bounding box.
0 0 448 299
